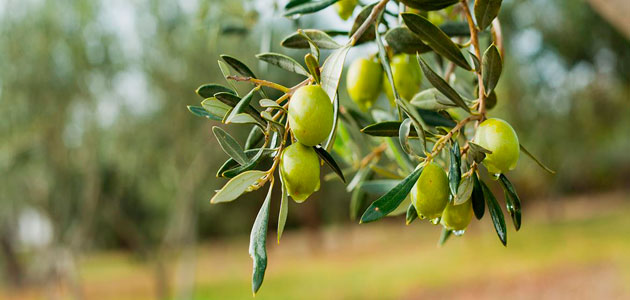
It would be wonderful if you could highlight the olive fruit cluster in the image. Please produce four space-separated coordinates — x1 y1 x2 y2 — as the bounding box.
410 118 519 232
346 54 422 110
280 85 334 202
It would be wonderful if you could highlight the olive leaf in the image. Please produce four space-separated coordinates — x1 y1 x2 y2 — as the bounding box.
481 180 507 246
221 146 267 178
277 172 289 243
304 53 321 84
350 168 372 220
212 126 249 165
360 166 424 223
225 87 258 124
196 83 235 99
417 55 471 112
221 54 257 78
281 29 342 49
520 144 556 174
321 45 351 102
400 0 459 11
498 174 522 231
216 148 274 178
245 126 264 150
349 3 377 44
482 44 502 95
455 175 474 205
187 105 222 121
259 99 285 111
361 121 420 137
298 30 321 61
402 13 471 70
468 142 492 163
210 170 266 204
217 60 239 95
474 0 503 31
250 182 273 295
384 27 432 55
471 173 485 219
418 109 457 127
399 118 413 155
202 98 231 120
285 0 311 9
214 92 265 126
449 141 462 197
313 145 346 183
376 11 401 106
438 227 453 246
256 52 310 77
406 204 418 225
324 93 340 152
410 88 458 110
440 21 471 37
359 179 401 195
283 0 339 17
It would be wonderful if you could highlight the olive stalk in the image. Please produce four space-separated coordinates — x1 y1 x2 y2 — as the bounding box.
349 0 390 45
227 75 291 93
425 114 481 161
460 0 487 118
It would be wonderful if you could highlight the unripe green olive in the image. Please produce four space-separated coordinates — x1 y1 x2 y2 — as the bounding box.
288 85 334 146
280 143 320 203
411 162 449 220
441 200 473 231
383 54 422 106
334 0 358 20
346 57 383 111
474 118 520 174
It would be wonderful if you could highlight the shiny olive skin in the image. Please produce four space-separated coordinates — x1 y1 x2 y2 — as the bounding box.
280 143 320 203
474 118 520 174
346 57 383 111
334 0 358 20
288 85 334 146
383 54 422 106
411 162 449 220
441 200 473 231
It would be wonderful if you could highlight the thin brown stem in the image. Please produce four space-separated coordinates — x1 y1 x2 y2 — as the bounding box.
226 75 290 93
349 0 390 45
460 0 487 119
426 115 481 161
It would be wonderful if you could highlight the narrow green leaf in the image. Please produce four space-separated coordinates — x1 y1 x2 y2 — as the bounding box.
196 84 235 99
438 227 453 246
321 44 351 101
399 118 413 155
520 144 556 174
278 173 289 243
202 98 231 120
217 60 239 95
281 29 342 49
285 0 311 9
360 166 424 223
474 0 503 31
449 141 462 197
298 30 321 61
361 121 420 137
468 142 491 164
439 21 471 37
221 146 267 178
259 99 284 110
217 148 275 178
221 54 256 78
481 180 507 246
324 93 339 152
402 13 471 70
455 175 474 205
498 174 522 231
384 27 432 55
482 44 502 95
214 92 265 126
211 170 266 204
225 88 258 124
284 0 339 17
471 173 485 219
418 109 457 127
469 51 481 71
187 105 222 121
212 126 249 165
256 52 309 77
417 56 471 112
250 182 273 294
406 204 418 225
401 0 458 11
410 88 457 110
349 3 376 45
359 179 401 195
313 145 345 183
304 53 321 84
350 168 371 220
376 12 401 105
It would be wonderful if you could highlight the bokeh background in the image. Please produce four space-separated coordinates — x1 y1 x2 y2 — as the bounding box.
1 0 629 299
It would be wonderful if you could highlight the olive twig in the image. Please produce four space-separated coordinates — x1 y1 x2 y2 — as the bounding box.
226 75 290 93
425 114 481 161
460 0 487 119
349 0 390 46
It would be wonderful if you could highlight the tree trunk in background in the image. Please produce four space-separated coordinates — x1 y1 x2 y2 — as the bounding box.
0 225 23 288
588 0 630 39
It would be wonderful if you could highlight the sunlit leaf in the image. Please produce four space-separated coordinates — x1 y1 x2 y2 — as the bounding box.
196 83 235 99
482 44 502 95
212 126 249 165
417 55 471 112
187 105 221 121
277 172 289 243
225 87 258 124
281 29 342 49
202 98 231 120
256 52 309 77
349 3 376 44
455 175 474 205
321 45 351 101
410 88 457 110
210 170 266 204
399 118 413 154
474 0 503 31
384 27 431 55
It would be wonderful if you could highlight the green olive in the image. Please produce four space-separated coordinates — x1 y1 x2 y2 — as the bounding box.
383 54 422 106
346 57 383 111
280 143 320 203
474 118 520 174
411 162 449 220
334 0 358 20
441 200 473 231
288 85 334 146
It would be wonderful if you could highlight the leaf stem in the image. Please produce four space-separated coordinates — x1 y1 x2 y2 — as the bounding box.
426 114 481 161
460 0 487 119
227 75 291 93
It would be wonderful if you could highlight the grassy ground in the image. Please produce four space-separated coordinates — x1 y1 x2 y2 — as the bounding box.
3 192 630 299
